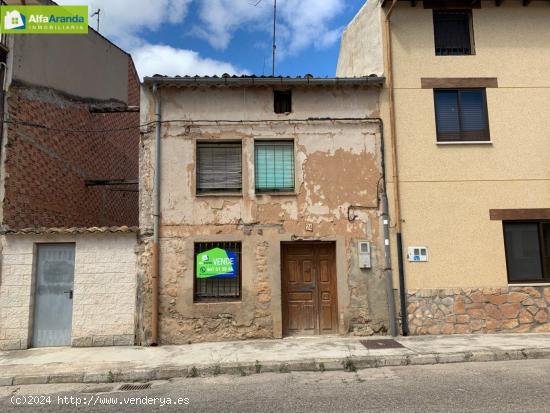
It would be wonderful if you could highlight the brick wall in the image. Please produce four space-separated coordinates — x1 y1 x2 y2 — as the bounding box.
1 56 139 229
0 232 137 350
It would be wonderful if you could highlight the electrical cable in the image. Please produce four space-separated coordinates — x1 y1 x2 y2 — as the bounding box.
1 117 379 134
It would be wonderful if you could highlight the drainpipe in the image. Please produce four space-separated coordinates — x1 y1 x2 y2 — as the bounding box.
384 0 409 335
0 62 7 93
375 118 398 337
0 61 8 158
151 83 161 346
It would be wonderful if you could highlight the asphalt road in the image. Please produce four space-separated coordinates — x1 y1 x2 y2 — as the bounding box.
1 359 549 412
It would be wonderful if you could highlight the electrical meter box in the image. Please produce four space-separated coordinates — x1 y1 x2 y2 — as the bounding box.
408 246 428 262
358 241 371 269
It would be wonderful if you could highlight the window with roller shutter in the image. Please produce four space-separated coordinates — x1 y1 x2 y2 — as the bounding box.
503 222 550 284
434 89 489 142
196 142 242 193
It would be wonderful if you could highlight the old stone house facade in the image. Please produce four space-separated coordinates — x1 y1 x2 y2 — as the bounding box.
138 76 395 344
338 0 550 335
0 19 140 350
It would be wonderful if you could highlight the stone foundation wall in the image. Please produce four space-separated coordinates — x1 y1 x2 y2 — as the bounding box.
407 286 550 335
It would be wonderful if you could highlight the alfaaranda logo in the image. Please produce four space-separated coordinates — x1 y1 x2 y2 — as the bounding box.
1 5 88 34
28 14 85 24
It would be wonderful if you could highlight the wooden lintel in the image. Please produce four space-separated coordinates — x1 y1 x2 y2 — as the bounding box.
421 77 498 89
490 209 550 221
423 0 481 9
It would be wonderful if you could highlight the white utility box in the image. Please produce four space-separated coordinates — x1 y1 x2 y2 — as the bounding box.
358 241 371 269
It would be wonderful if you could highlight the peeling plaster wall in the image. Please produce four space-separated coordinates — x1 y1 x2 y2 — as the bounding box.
138 85 389 344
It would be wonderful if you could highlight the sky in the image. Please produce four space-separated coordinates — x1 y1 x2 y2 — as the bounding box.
56 0 366 79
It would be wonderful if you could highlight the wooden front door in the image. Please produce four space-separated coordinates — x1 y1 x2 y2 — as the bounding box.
281 242 338 336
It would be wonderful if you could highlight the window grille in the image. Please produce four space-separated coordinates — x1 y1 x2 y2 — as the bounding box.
433 10 474 56
194 241 241 301
274 90 292 113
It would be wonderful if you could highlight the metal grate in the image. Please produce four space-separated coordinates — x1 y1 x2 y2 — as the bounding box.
433 10 473 56
118 383 152 391
274 90 292 113
360 339 405 349
194 242 241 301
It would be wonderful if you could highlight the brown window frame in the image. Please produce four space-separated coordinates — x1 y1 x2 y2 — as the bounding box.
433 10 475 56
434 88 490 142
193 241 242 302
274 90 292 114
503 221 550 284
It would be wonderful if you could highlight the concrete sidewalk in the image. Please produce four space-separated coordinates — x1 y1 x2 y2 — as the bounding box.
1 333 550 386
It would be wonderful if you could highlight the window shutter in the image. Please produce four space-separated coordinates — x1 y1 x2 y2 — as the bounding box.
255 141 294 191
434 90 461 141
458 89 488 140
543 224 550 277
504 223 543 281
434 89 489 141
197 143 242 192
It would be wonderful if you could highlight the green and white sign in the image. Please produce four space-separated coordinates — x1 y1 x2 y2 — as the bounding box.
196 248 237 279
0 5 88 34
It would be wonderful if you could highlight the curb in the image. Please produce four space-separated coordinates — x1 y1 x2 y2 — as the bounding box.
2 347 550 387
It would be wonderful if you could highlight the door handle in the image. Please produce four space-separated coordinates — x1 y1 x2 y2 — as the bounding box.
63 290 73 300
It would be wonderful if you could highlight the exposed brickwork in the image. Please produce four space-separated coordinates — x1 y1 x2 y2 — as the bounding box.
0 233 137 350
407 287 550 335
2 56 139 229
